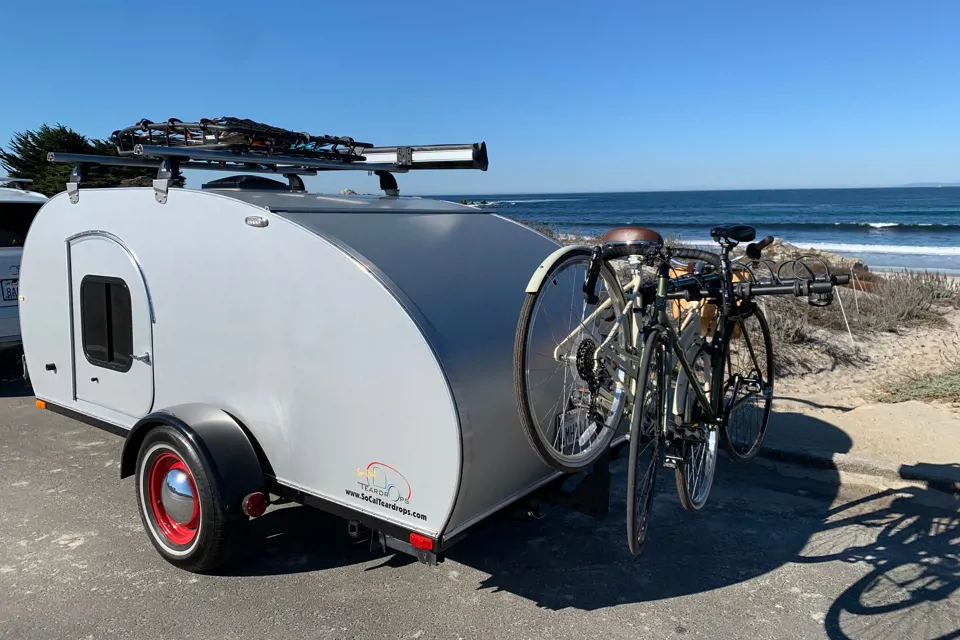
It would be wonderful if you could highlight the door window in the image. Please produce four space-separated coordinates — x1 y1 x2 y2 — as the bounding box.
79 275 133 372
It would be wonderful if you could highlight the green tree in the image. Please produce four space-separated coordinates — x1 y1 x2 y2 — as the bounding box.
0 124 161 196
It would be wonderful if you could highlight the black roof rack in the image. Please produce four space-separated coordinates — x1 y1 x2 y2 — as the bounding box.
46 116 488 204
111 117 372 162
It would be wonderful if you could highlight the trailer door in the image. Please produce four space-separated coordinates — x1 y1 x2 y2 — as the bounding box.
68 234 154 418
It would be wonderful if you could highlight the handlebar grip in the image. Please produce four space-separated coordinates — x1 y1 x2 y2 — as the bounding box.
833 274 851 285
745 235 775 260
670 247 721 269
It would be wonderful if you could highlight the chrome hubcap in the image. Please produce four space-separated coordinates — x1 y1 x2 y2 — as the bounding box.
160 469 196 525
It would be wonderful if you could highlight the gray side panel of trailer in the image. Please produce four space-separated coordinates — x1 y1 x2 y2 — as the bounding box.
276 209 561 534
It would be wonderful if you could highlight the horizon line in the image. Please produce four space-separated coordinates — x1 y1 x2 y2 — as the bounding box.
419 183 960 197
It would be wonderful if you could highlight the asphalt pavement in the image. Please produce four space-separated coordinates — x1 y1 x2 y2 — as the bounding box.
1 389 958 640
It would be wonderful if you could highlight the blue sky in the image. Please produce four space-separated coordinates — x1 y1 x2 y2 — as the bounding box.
2 0 959 195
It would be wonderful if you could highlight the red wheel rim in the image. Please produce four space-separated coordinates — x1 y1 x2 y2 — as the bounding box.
147 452 200 546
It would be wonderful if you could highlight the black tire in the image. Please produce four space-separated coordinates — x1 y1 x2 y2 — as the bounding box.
673 338 720 513
626 328 666 556
134 425 246 573
514 247 628 473
720 304 774 463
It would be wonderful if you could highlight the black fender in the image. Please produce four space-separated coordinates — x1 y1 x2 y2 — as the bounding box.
120 403 267 517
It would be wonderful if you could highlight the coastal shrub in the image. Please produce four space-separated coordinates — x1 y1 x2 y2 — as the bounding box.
760 297 860 376
877 365 960 404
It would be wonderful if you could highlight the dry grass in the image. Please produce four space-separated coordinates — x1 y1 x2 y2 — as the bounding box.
758 267 959 375
876 361 960 404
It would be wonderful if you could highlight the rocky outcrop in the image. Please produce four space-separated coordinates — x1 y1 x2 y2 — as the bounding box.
339 188 357 195
748 238 867 272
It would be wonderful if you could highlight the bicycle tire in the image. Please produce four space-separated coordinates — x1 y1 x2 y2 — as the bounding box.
513 247 628 474
673 335 720 513
720 303 774 463
626 328 666 556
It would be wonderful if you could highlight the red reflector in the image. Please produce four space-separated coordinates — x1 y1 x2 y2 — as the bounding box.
409 533 433 550
242 492 268 518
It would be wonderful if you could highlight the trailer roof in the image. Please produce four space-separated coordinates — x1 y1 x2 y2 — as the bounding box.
206 188 476 213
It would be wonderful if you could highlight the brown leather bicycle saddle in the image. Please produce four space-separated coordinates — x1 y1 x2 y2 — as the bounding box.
601 226 664 245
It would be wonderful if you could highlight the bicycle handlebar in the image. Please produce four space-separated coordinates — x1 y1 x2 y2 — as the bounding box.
735 279 836 298
670 247 722 269
581 238 850 305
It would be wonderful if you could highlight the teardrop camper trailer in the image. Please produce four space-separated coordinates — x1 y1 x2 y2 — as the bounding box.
20 117 616 573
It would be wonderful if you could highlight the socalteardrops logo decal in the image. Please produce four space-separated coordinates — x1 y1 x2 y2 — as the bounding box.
356 461 412 504
345 461 426 521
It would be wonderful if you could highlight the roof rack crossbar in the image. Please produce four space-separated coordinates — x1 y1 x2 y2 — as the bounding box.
47 152 320 176
132 145 410 174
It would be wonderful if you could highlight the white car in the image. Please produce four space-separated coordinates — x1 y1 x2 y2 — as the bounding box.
0 178 47 354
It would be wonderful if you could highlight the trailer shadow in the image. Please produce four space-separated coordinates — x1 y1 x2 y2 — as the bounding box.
449 437 960 637
446 410 852 611
227 505 405 576
214 412 959 636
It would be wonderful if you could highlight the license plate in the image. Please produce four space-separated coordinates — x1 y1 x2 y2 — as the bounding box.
1 279 18 302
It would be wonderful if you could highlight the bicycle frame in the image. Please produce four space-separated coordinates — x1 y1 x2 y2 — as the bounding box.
553 258 708 412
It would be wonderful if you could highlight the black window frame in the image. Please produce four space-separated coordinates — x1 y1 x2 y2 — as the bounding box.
79 274 134 373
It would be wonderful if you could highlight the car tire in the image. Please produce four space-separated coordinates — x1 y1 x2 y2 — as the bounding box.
134 424 246 573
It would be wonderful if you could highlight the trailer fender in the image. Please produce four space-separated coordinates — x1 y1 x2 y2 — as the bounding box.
525 244 593 294
119 403 266 517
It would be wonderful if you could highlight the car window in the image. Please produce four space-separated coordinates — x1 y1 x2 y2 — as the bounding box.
0 202 44 247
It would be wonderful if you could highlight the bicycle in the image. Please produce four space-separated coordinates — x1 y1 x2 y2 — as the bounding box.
514 223 849 555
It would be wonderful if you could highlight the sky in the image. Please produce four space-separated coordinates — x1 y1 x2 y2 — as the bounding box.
2 0 959 195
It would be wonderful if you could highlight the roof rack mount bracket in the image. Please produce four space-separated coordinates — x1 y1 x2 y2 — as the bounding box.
154 158 181 204
67 163 88 204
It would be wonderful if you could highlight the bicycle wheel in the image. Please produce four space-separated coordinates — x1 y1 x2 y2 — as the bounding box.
720 303 774 463
514 247 629 473
626 328 666 556
672 329 720 513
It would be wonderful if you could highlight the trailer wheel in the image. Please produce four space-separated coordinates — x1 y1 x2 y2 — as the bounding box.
134 425 245 573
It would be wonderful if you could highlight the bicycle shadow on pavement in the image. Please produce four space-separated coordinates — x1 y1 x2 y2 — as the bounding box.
796 463 960 640
446 410 852 611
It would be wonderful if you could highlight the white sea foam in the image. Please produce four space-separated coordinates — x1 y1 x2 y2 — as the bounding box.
797 243 960 256
682 239 960 256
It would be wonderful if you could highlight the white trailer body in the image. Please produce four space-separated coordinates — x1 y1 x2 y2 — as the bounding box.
20 185 568 548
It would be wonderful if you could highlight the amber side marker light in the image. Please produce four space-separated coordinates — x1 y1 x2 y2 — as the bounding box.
35 400 46 410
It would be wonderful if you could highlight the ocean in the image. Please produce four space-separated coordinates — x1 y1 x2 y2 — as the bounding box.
429 187 960 275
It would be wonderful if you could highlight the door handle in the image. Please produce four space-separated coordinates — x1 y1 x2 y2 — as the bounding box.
131 352 151 365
